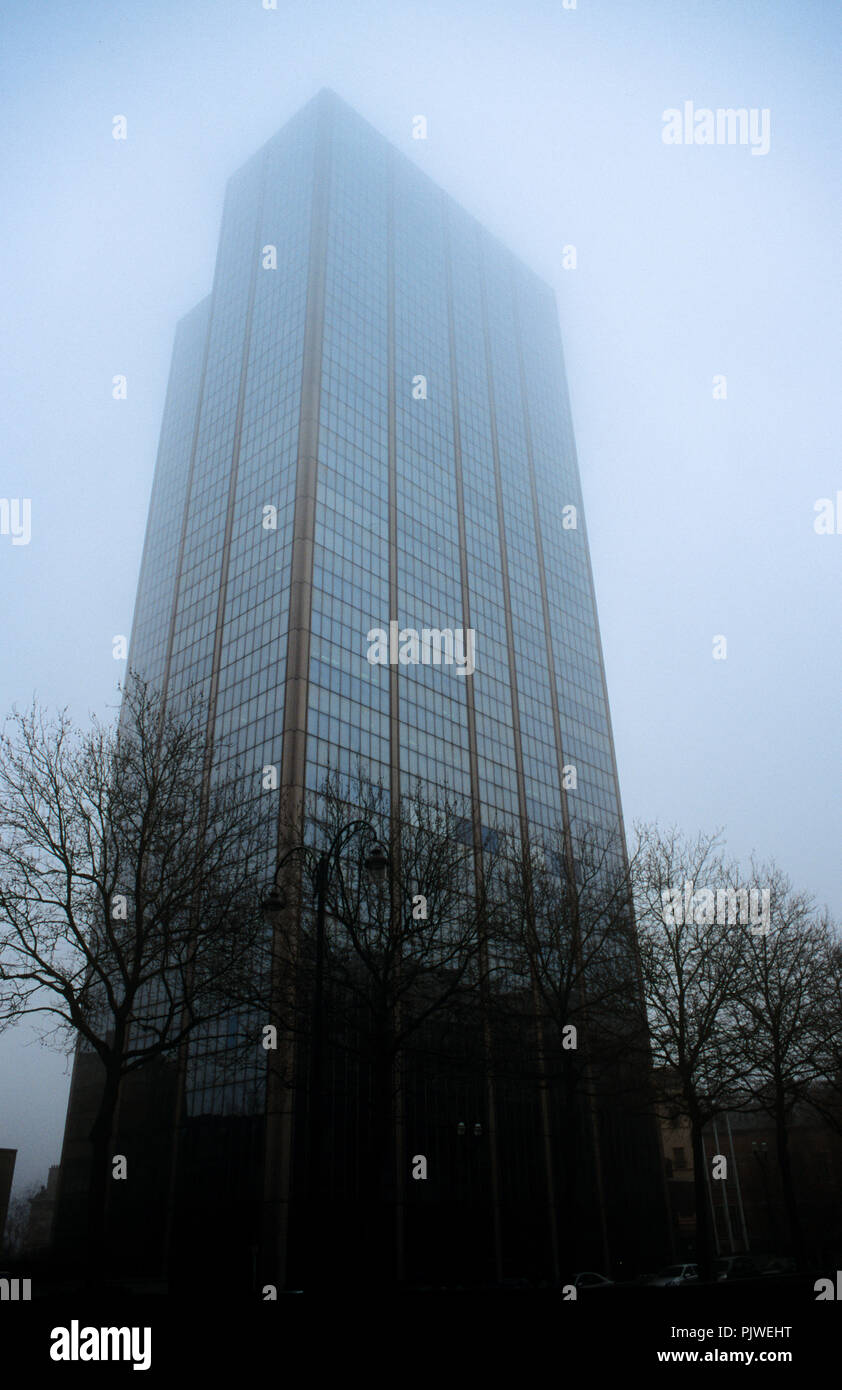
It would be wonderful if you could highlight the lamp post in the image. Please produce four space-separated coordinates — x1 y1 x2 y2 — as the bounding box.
455 1120 484 1286
751 1139 778 1250
261 820 389 1287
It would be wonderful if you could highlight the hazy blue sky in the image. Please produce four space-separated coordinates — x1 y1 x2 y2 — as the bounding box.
1 0 840 1197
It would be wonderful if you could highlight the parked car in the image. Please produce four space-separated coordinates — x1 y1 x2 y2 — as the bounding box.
646 1263 699 1286
715 1255 761 1281
761 1256 797 1277
572 1271 614 1289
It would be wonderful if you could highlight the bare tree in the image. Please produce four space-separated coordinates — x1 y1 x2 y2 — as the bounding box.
493 819 648 1250
0 677 267 1279
632 823 750 1281
1 1185 39 1260
732 864 836 1262
806 927 842 1137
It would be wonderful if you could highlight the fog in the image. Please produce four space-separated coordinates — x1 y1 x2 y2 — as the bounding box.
1 0 839 1197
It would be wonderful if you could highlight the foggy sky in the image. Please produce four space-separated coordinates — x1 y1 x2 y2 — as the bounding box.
1 0 839 1198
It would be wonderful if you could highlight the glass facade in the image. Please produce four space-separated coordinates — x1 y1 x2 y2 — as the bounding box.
130 92 629 852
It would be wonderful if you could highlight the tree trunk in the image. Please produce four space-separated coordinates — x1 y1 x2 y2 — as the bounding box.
559 1089 580 1254
367 1042 394 1288
773 1101 805 1265
86 1059 122 1288
691 1113 714 1282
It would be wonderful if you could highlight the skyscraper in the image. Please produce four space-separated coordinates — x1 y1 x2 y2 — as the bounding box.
54 89 668 1288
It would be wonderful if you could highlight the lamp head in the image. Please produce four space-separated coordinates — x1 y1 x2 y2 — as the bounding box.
364 843 389 878
261 887 285 922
